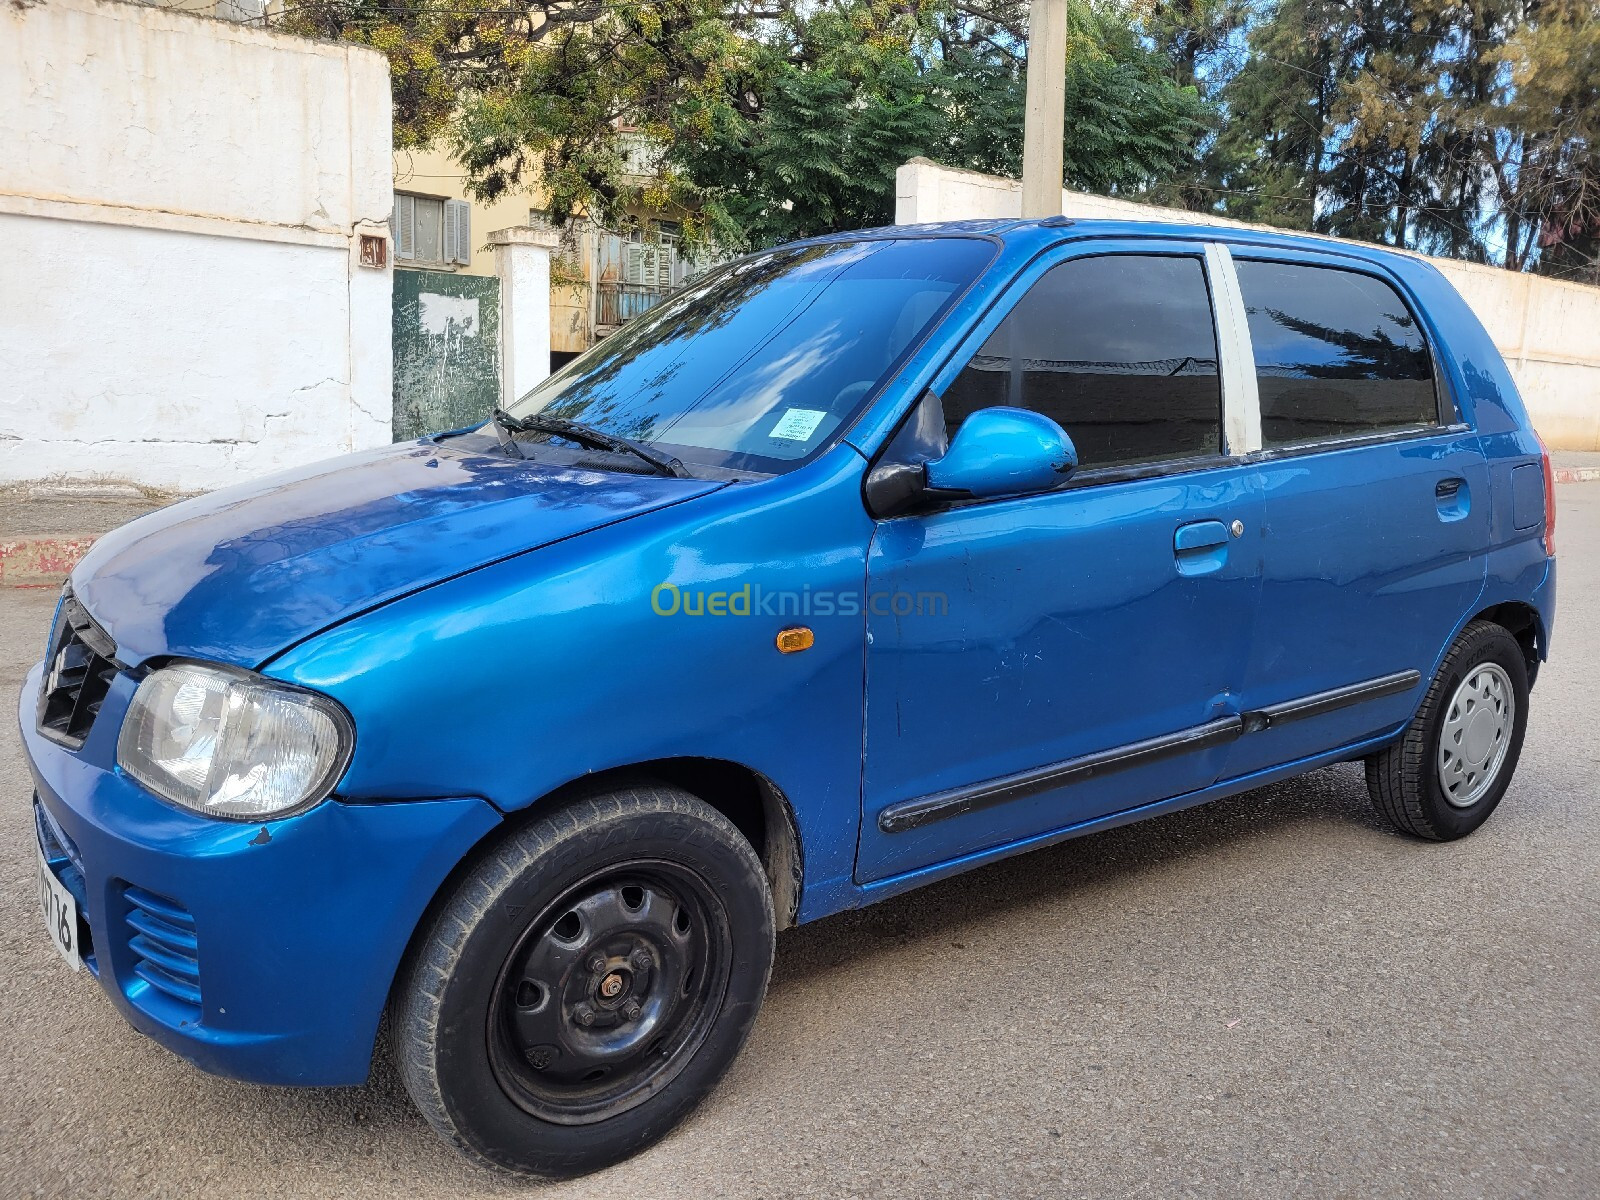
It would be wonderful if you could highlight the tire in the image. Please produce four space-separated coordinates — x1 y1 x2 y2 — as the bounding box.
394 784 775 1178
1365 619 1530 841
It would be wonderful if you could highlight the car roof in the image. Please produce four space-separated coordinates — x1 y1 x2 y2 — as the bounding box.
828 216 1436 279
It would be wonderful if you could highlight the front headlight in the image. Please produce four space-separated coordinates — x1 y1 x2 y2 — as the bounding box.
117 662 354 820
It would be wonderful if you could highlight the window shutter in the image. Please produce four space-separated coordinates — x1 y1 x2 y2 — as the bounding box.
446 199 472 265
393 194 415 260
442 200 460 266
624 244 671 288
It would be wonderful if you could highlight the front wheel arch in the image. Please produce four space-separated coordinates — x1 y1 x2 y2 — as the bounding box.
381 757 801 1060
391 782 776 1176
528 758 803 931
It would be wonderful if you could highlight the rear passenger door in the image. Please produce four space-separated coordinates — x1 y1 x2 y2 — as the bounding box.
1219 248 1489 780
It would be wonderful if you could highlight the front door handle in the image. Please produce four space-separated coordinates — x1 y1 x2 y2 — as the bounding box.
1174 520 1230 577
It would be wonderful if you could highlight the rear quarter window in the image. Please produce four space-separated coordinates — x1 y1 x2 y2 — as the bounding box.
1234 259 1438 448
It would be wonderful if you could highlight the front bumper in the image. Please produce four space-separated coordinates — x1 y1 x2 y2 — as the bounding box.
19 662 501 1086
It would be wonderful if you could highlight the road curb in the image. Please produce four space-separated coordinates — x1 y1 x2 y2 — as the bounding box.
5 467 1599 588
0 536 98 589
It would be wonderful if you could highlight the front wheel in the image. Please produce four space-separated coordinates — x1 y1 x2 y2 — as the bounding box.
394 784 775 1177
1365 619 1530 840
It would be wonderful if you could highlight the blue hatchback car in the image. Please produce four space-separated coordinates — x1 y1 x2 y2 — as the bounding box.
24 218 1554 1176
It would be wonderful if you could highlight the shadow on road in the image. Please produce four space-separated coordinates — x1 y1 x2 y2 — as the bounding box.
768 762 1387 990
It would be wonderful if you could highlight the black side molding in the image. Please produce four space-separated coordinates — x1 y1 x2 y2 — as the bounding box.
878 716 1244 834
1246 670 1421 731
878 669 1422 835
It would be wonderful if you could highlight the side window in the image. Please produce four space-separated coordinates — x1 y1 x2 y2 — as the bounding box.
1233 259 1437 447
942 255 1222 471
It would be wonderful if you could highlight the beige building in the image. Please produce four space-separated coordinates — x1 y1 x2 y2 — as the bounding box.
392 142 698 363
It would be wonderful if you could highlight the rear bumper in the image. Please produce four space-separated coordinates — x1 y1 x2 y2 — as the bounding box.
1518 553 1557 680
19 662 501 1086
1537 555 1556 660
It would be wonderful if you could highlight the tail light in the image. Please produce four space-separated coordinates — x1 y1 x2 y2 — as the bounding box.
1538 435 1556 556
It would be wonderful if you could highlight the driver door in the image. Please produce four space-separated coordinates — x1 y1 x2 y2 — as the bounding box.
855 242 1264 884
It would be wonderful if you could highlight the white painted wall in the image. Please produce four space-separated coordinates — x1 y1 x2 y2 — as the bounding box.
0 0 394 492
896 158 1600 451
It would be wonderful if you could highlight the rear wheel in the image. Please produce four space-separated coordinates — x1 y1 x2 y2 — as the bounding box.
395 784 774 1177
1365 620 1529 840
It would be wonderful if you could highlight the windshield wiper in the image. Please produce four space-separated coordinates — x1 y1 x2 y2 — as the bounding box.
490 408 689 478
489 407 527 459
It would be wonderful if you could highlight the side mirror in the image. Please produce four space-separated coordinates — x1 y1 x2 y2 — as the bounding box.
925 407 1077 500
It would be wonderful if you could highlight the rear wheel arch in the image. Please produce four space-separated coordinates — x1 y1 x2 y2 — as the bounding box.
1366 618 1529 840
1470 600 1545 685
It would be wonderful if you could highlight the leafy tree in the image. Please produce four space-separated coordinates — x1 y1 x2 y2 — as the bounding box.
1057 0 1213 192
1160 0 1600 278
281 0 1598 276
282 0 752 240
675 0 1210 246
280 0 1211 251
1133 0 1250 210
1470 0 1600 275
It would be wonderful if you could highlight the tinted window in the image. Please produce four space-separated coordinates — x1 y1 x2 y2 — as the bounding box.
1234 260 1436 447
507 237 992 474
942 255 1221 470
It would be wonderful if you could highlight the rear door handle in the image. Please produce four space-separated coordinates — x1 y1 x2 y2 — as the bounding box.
1435 476 1470 521
1174 519 1230 576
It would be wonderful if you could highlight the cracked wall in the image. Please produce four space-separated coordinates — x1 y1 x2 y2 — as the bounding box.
0 0 394 491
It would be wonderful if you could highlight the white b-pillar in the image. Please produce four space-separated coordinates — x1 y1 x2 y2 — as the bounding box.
489 225 562 406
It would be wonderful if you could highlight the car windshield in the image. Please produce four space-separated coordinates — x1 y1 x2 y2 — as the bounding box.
503 237 993 474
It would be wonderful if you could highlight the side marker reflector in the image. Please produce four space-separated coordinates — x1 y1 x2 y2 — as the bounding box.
776 627 814 654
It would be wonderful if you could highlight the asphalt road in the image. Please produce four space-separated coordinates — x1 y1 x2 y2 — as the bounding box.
4 492 1598 1200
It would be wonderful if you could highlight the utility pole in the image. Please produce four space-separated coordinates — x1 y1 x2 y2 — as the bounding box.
1020 0 1068 218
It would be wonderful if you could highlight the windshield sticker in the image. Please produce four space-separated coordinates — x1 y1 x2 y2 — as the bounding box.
768 408 827 442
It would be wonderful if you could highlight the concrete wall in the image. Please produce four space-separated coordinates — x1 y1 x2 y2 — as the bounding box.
0 0 394 492
896 158 1600 450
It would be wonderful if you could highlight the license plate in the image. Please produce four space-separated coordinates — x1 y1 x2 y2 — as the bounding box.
37 842 81 972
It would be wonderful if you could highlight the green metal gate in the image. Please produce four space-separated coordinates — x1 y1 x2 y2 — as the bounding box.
392 269 501 442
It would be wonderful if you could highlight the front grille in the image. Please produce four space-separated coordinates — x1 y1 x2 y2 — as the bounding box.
124 885 202 1021
37 591 120 749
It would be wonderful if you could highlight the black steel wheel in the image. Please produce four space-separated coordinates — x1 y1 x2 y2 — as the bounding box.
394 784 774 1178
487 862 731 1124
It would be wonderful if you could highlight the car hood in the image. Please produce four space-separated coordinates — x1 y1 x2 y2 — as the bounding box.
71 439 724 668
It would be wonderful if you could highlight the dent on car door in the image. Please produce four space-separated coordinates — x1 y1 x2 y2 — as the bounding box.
1218 252 1490 779
855 246 1265 886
